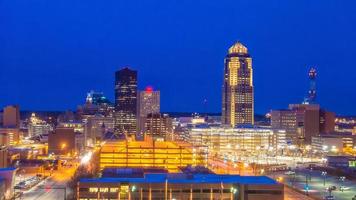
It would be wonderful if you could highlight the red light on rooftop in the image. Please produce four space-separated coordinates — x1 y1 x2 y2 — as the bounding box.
145 86 153 93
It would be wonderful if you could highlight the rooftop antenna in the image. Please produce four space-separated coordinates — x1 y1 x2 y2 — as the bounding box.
203 98 208 121
303 67 317 104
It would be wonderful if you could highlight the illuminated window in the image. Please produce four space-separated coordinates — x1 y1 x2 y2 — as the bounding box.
89 188 98 193
120 185 129 194
100 188 109 192
110 188 119 193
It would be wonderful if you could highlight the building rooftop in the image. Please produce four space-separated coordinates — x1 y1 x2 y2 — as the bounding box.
80 173 277 185
100 139 196 152
228 42 248 54
192 124 271 130
0 167 17 172
102 167 168 178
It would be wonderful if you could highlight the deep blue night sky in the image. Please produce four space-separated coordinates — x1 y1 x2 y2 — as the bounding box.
0 0 355 115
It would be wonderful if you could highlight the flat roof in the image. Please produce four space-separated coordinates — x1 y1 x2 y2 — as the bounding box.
80 173 277 185
0 167 17 171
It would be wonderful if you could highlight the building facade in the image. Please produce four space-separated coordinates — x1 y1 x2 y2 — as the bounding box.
77 169 284 200
2 105 20 128
189 126 285 158
0 146 7 168
144 113 172 140
319 109 335 134
114 68 138 135
0 128 20 146
85 115 115 146
271 109 299 144
99 138 207 172
0 168 17 199
271 104 335 145
28 113 52 137
78 90 114 118
311 136 343 153
137 87 160 134
222 42 254 127
48 128 75 155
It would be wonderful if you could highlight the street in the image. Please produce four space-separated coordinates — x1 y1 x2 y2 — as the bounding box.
284 186 315 200
270 169 356 200
21 163 77 200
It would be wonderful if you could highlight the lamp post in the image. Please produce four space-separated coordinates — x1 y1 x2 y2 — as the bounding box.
292 171 296 187
61 143 67 154
305 175 309 195
305 171 311 196
339 176 346 192
321 171 327 186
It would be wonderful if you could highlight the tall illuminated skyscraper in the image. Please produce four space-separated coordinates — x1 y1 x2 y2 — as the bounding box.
114 67 138 135
137 86 160 133
222 42 254 126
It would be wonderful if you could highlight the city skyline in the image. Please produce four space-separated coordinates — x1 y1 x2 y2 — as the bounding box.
1 1 356 115
1 1 356 200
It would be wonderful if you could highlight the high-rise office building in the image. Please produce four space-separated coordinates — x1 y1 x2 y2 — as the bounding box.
289 104 321 145
137 86 160 133
114 67 138 135
319 109 335 134
2 105 20 128
86 90 112 105
77 91 115 122
271 109 299 144
271 104 335 145
222 42 254 127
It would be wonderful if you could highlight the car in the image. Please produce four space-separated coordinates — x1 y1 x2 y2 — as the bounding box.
324 195 334 200
284 171 295 175
329 186 337 191
340 186 350 191
15 183 28 190
14 185 22 189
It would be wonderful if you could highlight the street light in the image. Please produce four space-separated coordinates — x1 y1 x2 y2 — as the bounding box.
305 173 311 196
304 185 310 196
131 185 136 192
80 152 93 165
230 187 237 194
339 176 346 192
321 171 327 186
